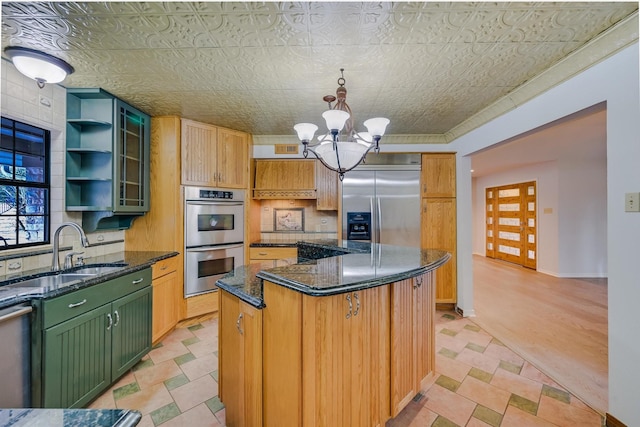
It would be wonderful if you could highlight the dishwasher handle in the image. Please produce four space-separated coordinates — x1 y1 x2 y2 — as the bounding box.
0 305 33 323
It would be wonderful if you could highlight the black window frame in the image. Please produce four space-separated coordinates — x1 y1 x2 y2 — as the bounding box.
0 117 51 250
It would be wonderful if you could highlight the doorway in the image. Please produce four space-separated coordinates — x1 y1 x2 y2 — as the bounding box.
485 181 537 269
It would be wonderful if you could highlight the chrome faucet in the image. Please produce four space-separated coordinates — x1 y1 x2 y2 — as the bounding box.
51 222 90 271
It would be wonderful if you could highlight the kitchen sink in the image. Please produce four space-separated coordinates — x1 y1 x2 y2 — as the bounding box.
1 264 128 296
66 265 126 276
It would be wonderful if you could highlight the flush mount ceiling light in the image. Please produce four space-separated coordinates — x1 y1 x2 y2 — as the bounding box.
4 46 74 89
294 69 389 180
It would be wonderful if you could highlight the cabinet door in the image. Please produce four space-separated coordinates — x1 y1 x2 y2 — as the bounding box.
219 291 263 427
181 119 217 186
115 100 150 212
390 274 436 417
421 198 457 303
217 127 249 188
347 287 390 427
111 286 153 380
152 270 179 343
302 287 389 427
414 273 435 389
316 160 339 210
43 304 112 408
390 278 418 416
421 153 456 197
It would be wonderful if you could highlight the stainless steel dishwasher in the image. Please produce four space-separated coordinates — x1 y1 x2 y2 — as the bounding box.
0 303 32 408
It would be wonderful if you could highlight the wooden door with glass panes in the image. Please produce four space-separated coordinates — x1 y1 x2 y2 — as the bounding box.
485 181 537 269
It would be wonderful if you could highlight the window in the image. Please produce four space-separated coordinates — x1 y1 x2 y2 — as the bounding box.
0 117 50 249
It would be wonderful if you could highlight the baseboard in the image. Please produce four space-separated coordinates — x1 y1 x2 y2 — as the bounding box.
436 303 456 311
606 413 627 427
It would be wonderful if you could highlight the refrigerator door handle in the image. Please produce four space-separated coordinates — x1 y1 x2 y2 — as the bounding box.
377 196 382 247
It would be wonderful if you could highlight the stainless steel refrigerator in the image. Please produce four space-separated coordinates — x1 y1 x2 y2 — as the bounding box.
342 154 421 247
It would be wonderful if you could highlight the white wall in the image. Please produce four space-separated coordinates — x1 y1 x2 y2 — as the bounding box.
453 43 640 425
557 157 608 277
1 59 125 274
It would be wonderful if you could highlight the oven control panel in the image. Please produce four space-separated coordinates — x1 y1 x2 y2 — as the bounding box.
199 189 234 199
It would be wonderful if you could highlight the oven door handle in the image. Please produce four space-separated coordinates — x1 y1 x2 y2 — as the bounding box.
186 201 244 207
186 244 244 252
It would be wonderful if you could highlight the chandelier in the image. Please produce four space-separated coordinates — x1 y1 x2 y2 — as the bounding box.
294 69 390 180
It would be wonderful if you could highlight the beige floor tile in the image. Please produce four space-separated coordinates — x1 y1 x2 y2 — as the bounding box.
520 361 564 388
87 388 116 409
148 340 190 365
423 383 476 426
456 347 501 374
160 327 196 344
115 382 174 416
455 328 494 347
483 342 526 367
158 403 222 427
501 405 557 427
537 395 602 427
180 352 219 381
187 336 218 358
466 417 494 427
170 374 219 413
435 332 469 353
457 375 511 414
435 353 472 382
491 368 543 403
134 358 183 389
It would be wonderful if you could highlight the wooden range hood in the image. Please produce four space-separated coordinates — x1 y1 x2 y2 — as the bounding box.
252 159 317 200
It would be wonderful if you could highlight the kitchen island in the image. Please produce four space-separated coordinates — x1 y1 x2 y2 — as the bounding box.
216 240 450 427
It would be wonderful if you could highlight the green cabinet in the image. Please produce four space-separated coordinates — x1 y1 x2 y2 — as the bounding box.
33 268 152 408
66 88 150 231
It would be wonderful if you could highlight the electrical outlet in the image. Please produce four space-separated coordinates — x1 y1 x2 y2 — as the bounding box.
625 192 640 212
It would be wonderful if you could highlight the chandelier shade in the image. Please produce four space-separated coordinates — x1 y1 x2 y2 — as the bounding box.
294 69 390 180
4 46 74 88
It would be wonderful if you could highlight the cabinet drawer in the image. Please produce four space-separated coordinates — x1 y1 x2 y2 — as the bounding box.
249 247 297 260
152 256 178 280
42 268 152 329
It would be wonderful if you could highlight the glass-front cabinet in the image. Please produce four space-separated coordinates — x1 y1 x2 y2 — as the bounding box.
116 100 149 212
65 88 150 231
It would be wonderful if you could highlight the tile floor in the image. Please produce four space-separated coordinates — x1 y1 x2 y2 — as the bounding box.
89 311 604 427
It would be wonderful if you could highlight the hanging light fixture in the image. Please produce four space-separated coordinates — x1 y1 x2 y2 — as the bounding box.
4 46 74 89
294 69 389 180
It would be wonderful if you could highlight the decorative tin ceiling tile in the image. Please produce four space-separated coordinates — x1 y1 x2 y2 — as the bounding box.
1 2 637 138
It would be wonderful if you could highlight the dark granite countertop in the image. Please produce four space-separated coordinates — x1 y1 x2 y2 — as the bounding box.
0 251 178 309
0 408 141 426
217 240 449 308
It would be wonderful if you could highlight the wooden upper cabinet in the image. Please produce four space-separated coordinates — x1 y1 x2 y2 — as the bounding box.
181 119 249 188
315 161 339 210
253 159 317 199
217 126 249 188
421 153 456 197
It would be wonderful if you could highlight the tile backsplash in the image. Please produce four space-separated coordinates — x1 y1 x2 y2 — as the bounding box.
258 199 338 241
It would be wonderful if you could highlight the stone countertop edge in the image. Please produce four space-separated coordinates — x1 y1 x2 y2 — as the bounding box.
0 408 142 426
217 241 450 309
0 251 179 309
258 252 451 297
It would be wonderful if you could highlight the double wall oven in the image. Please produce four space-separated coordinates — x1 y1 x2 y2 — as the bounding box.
184 187 244 297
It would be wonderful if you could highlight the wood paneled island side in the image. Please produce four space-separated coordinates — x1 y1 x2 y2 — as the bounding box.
216 240 450 427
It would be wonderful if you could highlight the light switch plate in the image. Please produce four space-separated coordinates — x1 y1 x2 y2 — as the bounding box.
625 192 640 212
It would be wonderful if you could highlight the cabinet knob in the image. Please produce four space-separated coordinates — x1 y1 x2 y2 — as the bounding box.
132 278 144 285
106 313 113 330
345 294 353 319
113 310 120 327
